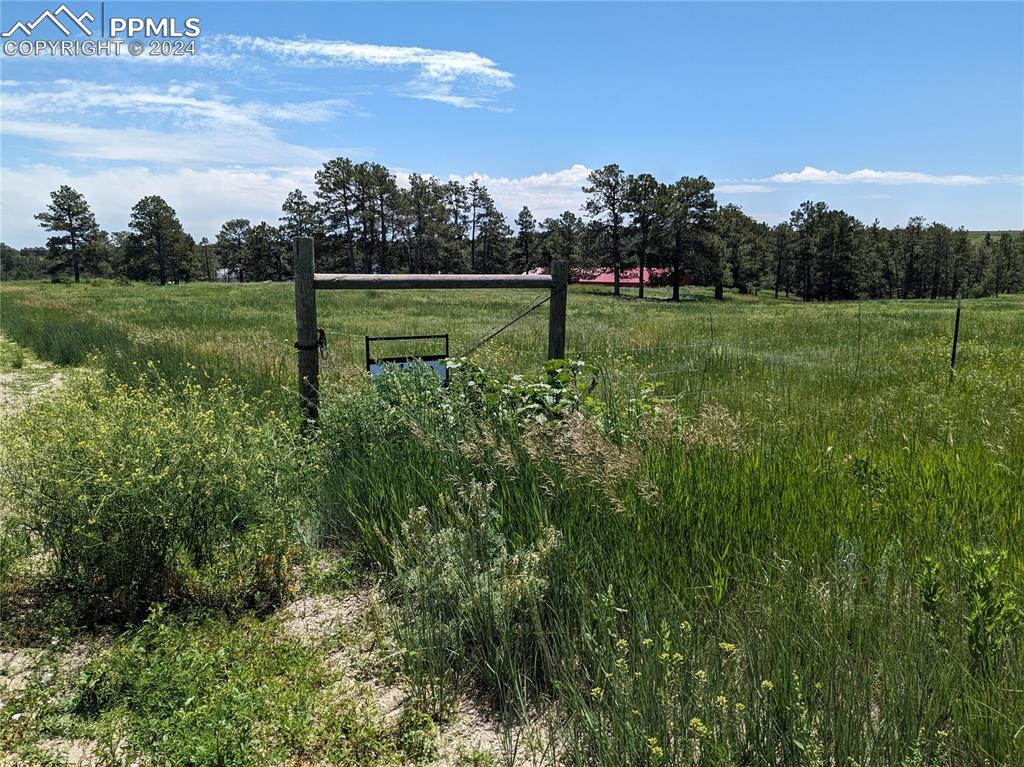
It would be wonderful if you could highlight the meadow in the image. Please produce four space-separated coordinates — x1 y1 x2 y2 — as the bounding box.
1 280 1022 766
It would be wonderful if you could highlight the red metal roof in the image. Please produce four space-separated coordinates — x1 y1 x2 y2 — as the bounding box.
577 267 672 287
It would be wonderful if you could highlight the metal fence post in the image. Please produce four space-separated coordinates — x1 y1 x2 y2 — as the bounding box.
949 292 962 382
294 237 319 423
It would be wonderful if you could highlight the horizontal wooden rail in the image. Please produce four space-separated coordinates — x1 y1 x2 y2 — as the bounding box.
295 236 568 424
313 273 554 290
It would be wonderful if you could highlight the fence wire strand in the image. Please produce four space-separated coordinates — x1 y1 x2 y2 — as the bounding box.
458 289 555 359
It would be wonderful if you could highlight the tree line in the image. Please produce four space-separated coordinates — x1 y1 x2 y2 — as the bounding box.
5 161 1023 300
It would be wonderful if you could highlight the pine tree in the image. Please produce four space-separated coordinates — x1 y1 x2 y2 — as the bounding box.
584 164 627 295
128 196 189 285
515 207 537 273
215 219 252 282
34 186 99 283
664 177 717 301
624 173 662 298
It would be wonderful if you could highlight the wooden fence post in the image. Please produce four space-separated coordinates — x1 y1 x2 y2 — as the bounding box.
548 260 568 360
294 237 319 423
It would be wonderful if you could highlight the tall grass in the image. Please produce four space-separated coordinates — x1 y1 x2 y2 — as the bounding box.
2 280 1021 764
311 360 1022 764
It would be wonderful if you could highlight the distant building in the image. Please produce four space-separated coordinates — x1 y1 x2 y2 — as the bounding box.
576 267 686 288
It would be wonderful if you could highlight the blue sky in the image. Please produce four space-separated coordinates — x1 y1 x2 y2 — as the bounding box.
1 1 1022 247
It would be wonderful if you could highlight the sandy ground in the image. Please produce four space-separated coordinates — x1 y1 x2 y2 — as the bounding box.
280 586 548 766
0 335 66 414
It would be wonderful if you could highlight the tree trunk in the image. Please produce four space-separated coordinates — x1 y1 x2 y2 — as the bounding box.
638 238 646 299
470 207 477 272
612 230 620 296
671 235 682 301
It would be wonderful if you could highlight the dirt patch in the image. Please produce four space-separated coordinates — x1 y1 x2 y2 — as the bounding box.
430 695 541 767
279 585 547 765
0 334 67 414
0 648 41 696
280 592 369 643
283 587 407 719
36 738 99 766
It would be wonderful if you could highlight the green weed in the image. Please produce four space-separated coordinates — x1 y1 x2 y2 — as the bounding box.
71 608 414 766
0 372 315 619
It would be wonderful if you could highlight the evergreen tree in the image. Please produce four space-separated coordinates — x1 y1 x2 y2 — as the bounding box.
771 222 793 298
215 219 252 282
197 237 218 281
624 173 662 298
541 212 585 270
515 206 537 273
34 186 99 282
584 164 627 295
280 189 320 240
128 196 189 285
315 157 359 271
247 222 289 281
663 176 717 301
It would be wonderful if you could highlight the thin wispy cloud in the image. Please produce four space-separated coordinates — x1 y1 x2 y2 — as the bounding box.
0 80 347 165
0 80 348 126
716 184 774 194
765 166 1003 186
220 35 514 109
2 119 330 165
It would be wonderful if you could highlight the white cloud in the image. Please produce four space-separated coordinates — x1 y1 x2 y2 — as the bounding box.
2 119 330 166
253 99 353 122
222 36 512 84
446 164 592 220
0 80 349 125
0 80 348 165
3 80 244 125
716 183 774 193
765 165 995 186
221 35 513 108
1 163 317 247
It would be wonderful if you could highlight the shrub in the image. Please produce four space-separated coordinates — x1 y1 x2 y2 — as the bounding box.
0 371 315 618
394 482 561 715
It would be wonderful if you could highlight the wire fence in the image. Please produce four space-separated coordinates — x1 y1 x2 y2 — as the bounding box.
276 294 976 396
299 327 901 389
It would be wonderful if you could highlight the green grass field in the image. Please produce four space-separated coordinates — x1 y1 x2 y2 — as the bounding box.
1 280 1022 766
